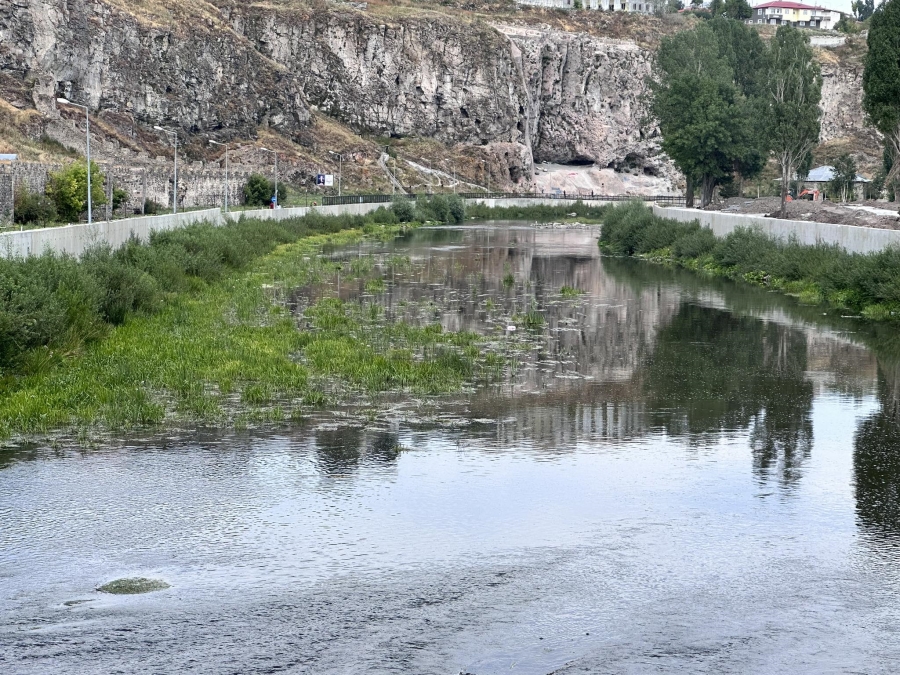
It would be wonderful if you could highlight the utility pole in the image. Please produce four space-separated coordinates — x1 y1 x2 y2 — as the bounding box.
329 151 343 197
154 125 179 213
56 98 92 223
260 147 279 206
209 140 230 212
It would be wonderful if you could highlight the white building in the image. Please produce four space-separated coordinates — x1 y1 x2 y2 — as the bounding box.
517 0 660 14
747 1 845 30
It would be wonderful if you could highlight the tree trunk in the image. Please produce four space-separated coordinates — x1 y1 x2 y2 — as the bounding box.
780 160 790 216
686 175 695 208
701 175 716 208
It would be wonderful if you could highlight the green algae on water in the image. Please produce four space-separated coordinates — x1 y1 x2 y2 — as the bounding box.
97 578 170 595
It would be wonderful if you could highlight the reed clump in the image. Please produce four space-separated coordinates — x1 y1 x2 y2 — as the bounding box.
599 201 900 320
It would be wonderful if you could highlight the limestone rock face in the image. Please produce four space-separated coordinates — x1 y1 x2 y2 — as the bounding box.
501 25 673 184
0 0 310 139
231 7 529 148
820 64 866 144
0 0 877 191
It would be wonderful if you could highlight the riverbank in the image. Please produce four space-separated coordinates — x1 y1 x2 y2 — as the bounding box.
0 201 607 442
603 202 900 320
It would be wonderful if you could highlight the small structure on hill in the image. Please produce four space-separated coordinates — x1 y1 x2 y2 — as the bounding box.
804 165 870 201
517 0 659 13
747 1 844 30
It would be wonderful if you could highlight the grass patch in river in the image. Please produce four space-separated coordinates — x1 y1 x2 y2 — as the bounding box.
560 285 583 297
97 578 170 594
0 222 513 440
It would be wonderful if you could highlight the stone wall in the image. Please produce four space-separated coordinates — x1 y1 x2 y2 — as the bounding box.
0 161 253 219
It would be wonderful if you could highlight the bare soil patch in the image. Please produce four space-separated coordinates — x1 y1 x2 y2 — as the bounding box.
710 197 900 231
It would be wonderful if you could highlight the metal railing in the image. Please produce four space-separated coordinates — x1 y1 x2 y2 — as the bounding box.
322 193 685 206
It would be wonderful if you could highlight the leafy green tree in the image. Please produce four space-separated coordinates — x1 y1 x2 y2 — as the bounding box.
723 0 752 19
112 187 129 212
853 0 875 21
829 153 858 202
764 26 822 214
652 22 767 206
835 15 860 33
243 173 288 207
690 0 702 7
46 161 107 222
709 0 724 15
863 0 900 197
709 18 770 193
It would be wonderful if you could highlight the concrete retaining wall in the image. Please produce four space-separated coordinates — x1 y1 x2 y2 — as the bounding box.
653 206 900 255
14 198 897 260
0 209 223 258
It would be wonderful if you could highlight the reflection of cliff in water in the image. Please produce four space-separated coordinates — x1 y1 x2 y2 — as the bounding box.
305 227 877 486
854 357 900 541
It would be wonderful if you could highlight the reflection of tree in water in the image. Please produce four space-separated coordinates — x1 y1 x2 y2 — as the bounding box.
644 304 813 487
315 427 365 475
314 427 402 475
854 358 900 541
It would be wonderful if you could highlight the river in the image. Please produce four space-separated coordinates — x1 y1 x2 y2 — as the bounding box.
2 224 900 673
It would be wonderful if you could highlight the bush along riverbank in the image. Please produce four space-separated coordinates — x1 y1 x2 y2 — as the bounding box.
0 198 509 441
601 202 900 320
466 200 609 222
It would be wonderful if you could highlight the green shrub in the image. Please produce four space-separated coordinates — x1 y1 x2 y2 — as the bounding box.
0 208 405 374
672 227 717 258
144 199 163 215
13 185 57 225
392 198 415 222
599 202 900 317
46 161 107 222
243 173 288 207
447 194 466 223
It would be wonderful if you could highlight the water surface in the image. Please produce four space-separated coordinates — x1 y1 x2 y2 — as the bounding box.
2 224 900 674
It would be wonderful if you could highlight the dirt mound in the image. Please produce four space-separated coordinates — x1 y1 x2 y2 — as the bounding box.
711 198 900 230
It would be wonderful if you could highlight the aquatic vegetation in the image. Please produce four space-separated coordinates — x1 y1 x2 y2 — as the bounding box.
560 286 583 297
514 310 545 329
0 221 522 439
467 200 609 222
600 202 900 320
97 578 170 594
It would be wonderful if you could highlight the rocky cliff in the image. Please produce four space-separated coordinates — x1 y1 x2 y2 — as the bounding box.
0 0 880 193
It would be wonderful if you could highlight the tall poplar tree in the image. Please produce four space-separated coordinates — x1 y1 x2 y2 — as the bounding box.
765 26 822 214
863 0 900 196
651 25 742 207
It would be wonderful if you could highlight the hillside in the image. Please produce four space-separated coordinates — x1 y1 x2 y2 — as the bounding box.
0 0 881 203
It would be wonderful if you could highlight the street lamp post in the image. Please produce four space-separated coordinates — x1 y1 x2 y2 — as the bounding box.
209 140 230 212
154 125 178 214
56 98 93 224
328 151 343 197
259 147 279 207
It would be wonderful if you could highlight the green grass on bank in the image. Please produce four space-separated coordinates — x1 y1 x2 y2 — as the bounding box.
0 222 498 438
601 202 900 320
0 198 502 439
